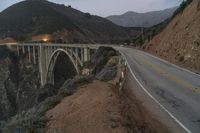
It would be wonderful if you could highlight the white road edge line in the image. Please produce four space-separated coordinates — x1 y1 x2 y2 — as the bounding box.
120 52 192 133
142 50 200 78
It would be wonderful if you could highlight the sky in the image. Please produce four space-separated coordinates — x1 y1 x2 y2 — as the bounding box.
0 0 183 17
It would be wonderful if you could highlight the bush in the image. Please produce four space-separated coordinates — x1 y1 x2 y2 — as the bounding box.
0 46 11 59
38 96 63 116
84 13 92 19
0 110 47 133
59 76 93 97
37 84 57 103
92 47 118 74
96 66 117 81
179 56 185 62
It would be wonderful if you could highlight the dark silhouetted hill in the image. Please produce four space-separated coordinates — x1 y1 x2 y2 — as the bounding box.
0 0 137 43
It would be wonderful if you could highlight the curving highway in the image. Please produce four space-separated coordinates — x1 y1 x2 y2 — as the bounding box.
116 47 200 133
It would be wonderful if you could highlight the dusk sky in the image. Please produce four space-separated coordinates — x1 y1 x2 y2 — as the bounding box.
0 0 183 17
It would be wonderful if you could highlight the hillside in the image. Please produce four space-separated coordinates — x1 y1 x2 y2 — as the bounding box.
0 0 137 43
107 7 177 27
146 0 200 72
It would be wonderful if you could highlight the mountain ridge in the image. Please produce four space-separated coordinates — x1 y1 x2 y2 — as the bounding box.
107 7 178 27
0 0 138 43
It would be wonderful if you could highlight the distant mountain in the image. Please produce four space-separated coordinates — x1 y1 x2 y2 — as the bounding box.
107 7 177 27
0 0 138 43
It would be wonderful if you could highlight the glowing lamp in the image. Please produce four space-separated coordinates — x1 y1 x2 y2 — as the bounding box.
43 38 48 42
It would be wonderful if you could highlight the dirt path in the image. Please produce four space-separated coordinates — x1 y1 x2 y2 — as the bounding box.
46 79 170 133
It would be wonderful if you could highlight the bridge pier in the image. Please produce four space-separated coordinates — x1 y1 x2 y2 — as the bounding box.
22 46 25 54
84 47 90 62
33 46 36 64
17 45 19 56
75 48 78 68
39 44 47 86
28 46 31 63
81 48 84 62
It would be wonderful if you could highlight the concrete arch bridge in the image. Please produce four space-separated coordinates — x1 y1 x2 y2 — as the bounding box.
7 44 97 86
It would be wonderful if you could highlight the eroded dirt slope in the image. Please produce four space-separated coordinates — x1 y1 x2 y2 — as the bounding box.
146 0 200 72
46 80 169 133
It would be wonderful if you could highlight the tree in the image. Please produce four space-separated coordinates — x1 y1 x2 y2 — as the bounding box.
172 0 193 18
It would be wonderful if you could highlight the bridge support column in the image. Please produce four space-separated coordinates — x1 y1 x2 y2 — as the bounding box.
22 46 25 54
39 44 47 86
69 48 73 57
81 48 84 62
28 46 31 63
75 48 78 68
48 46 52 63
33 46 36 64
17 46 19 56
47 47 50 63
84 48 90 62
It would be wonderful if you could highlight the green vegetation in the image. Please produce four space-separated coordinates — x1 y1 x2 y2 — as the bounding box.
92 47 118 74
0 75 92 133
172 0 193 18
128 20 169 47
0 46 11 59
0 46 119 132
96 58 118 81
59 76 93 97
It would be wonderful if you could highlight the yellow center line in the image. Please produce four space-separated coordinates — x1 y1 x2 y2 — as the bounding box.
141 58 200 94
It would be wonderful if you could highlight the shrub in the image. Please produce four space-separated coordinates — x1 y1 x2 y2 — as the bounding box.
59 76 93 97
92 47 118 74
96 66 117 81
84 13 92 19
0 46 11 59
179 56 185 62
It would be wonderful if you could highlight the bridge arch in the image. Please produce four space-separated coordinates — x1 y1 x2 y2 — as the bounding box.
46 48 80 85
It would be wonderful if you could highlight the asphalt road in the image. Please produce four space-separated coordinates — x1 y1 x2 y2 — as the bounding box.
116 47 200 133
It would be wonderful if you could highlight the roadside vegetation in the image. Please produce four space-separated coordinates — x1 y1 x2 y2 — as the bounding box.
172 0 193 18
0 46 119 133
0 46 11 59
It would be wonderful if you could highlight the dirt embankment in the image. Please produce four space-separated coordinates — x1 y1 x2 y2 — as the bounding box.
146 0 200 72
45 47 169 133
46 80 169 133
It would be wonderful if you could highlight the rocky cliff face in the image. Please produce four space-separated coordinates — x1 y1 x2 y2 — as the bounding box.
146 0 200 72
0 46 41 121
0 57 16 120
